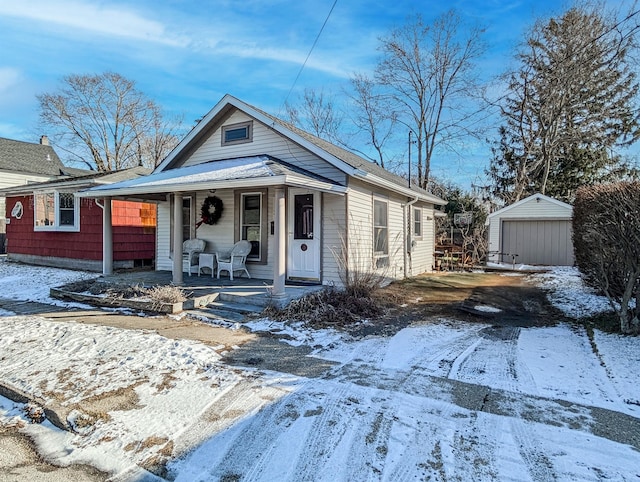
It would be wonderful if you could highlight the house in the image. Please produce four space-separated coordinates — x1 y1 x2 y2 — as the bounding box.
486 193 574 266
0 136 86 253
79 94 446 296
1 167 157 271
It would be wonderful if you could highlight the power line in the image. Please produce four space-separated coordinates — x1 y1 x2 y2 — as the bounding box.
282 0 338 109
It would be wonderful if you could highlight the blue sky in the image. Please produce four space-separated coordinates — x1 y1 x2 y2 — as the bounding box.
0 0 635 187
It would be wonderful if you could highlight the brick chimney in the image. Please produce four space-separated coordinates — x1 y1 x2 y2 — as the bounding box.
40 135 49 146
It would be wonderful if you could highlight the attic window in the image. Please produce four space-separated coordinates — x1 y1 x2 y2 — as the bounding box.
222 121 253 146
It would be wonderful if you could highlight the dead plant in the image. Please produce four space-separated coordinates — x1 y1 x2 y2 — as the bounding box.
264 287 387 327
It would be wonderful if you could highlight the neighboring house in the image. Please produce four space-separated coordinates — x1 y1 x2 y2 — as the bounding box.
1 167 157 271
80 94 446 295
0 136 86 253
486 193 574 266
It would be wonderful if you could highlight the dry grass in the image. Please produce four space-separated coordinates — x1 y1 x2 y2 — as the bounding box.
264 287 389 327
61 279 188 305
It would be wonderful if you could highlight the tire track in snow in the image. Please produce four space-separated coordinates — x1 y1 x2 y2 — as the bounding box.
285 384 356 481
170 378 284 462
446 326 557 481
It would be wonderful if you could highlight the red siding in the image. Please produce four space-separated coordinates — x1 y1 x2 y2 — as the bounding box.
6 196 156 262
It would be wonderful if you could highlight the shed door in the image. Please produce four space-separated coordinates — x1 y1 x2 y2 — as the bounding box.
501 220 574 266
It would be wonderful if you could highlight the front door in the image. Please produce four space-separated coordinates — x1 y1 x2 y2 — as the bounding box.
287 189 321 280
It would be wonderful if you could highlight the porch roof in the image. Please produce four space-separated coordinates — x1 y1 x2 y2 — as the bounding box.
78 155 348 199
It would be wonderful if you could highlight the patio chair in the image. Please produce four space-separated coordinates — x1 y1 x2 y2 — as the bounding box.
182 238 206 276
215 240 252 280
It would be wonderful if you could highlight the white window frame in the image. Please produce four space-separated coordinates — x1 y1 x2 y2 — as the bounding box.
221 121 253 146
413 207 423 239
240 192 263 261
33 191 80 232
373 197 389 269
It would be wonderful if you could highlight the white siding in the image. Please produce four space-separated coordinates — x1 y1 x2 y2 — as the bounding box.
410 203 436 274
0 171 51 190
345 179 437 283
346 181 374 276
321 192 347 286
155 201 172 271
487 195 573 264
181 111 347 185
1 171 55 234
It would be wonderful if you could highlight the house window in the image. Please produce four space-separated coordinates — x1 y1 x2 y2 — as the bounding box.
241 193 262 260
34 192 79 231
222 121 253 146
413 207 422 238
182 197 192 243
373 199 389 268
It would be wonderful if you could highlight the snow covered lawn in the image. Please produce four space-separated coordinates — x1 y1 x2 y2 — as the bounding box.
0 259 639 481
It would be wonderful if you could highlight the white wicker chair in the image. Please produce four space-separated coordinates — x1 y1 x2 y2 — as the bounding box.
215 240 252 280
182 239 206 276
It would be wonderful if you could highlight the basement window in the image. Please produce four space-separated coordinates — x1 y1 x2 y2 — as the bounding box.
34 192 80 232
222 121 253 146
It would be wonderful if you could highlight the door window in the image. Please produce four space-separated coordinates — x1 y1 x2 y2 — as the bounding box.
294 194 314 239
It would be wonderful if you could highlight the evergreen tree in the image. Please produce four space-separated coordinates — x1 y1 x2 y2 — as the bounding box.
489 5 640 204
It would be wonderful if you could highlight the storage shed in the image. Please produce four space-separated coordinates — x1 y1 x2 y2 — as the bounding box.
486 193 574 266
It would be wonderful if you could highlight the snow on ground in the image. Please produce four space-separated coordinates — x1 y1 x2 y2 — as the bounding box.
1 259 639 481
530 266 611 317
0 257 97 309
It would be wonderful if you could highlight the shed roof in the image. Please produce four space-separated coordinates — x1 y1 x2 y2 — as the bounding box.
487 193 573 220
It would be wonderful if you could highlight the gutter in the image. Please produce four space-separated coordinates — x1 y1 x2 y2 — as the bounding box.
353 170 446 206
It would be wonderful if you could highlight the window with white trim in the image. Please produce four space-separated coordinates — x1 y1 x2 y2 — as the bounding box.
413 207 422 238
34 192 79 231
222 121 253 146
241 193 262 260
373 198 389 268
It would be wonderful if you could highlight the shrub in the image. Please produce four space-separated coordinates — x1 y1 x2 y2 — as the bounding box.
573 182 640 334
263 287 386 327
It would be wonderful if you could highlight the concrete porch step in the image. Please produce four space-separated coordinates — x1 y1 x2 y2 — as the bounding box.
190 299 266 323
218 291 272 307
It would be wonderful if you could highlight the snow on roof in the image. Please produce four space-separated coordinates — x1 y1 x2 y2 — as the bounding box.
89 156 275 192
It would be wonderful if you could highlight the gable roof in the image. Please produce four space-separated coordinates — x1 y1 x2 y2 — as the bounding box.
157 95 445 205
0 166 151 196
0 137 70 177
487 193 573 220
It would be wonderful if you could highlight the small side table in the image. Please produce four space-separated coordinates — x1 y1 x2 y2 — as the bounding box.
198 253 215 277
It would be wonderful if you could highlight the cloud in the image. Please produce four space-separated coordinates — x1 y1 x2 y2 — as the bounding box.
0 0 188 47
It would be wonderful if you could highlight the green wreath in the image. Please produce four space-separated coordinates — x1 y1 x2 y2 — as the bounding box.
197 196 224 228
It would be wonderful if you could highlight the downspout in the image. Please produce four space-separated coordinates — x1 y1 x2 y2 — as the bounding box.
404 195 419 279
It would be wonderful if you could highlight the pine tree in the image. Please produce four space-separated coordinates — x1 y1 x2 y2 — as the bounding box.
489 5 640 204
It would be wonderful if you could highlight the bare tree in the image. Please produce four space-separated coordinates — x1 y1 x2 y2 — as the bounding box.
375 10 486 188
346 73 397 169
38 72 182 171
284 87 343 142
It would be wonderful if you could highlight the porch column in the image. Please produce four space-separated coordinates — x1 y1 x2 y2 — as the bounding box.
173 192 183 285
272 187 286 298
102 197 113 275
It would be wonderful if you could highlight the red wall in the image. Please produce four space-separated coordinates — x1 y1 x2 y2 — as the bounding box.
6 196 156 262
